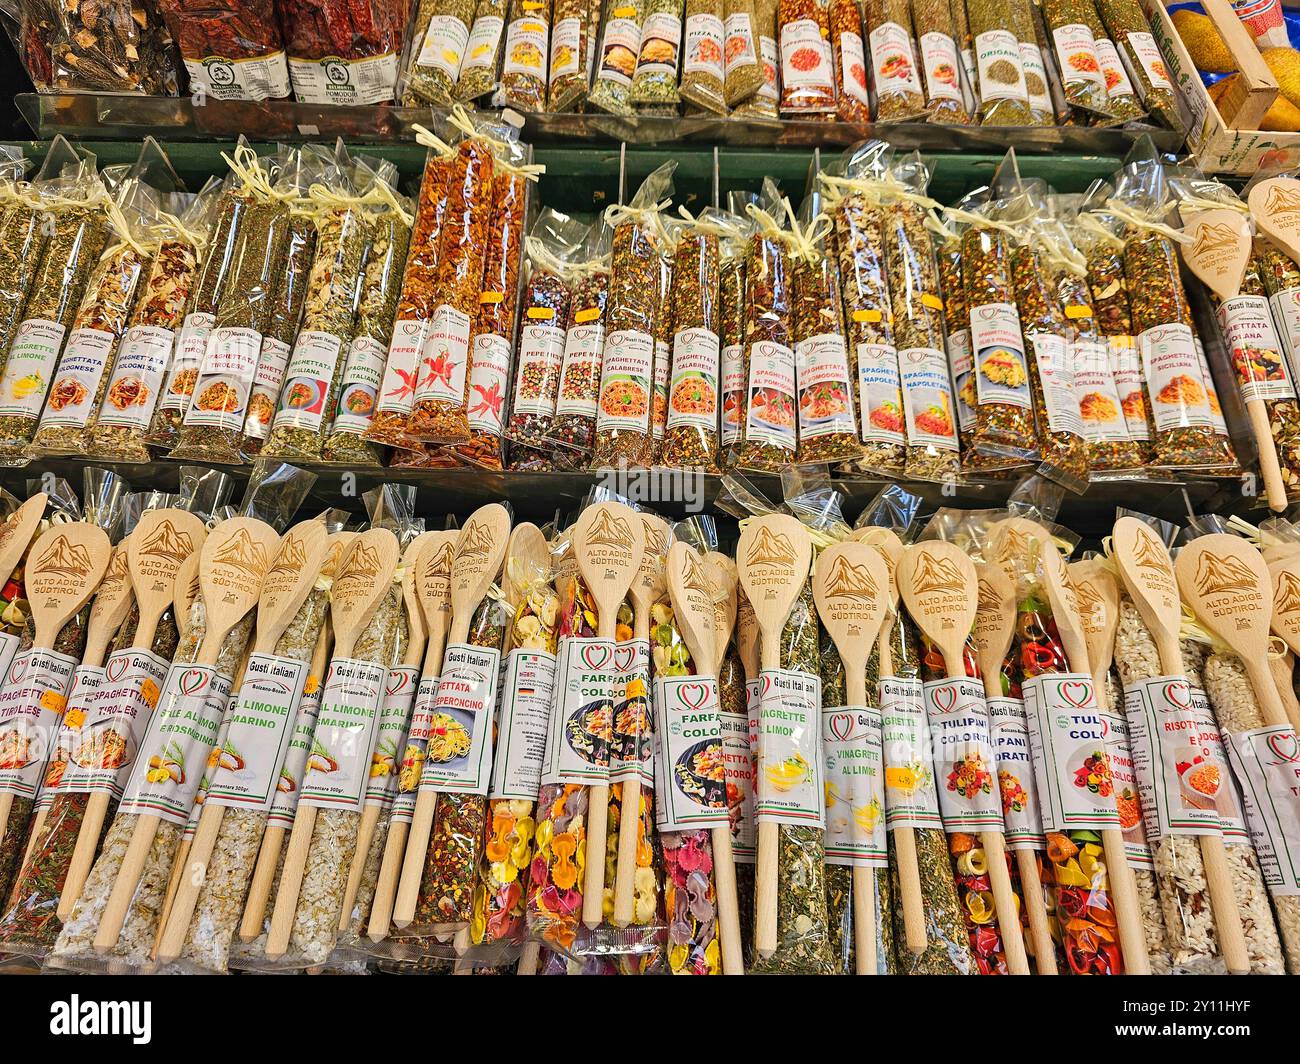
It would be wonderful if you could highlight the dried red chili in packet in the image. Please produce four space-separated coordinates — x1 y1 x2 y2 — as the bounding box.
826 0 869 123
497 0 553 111
402 0 474 106
154 0 289 101
364 127 457 454
779 0 836 115
451 152 541 470
280 0 406 105
910 0 970 123
717 217 751 465
861 0 927 122
936 232 977 456
504 213 589 465
1108 159 1239 475
591 163 675 470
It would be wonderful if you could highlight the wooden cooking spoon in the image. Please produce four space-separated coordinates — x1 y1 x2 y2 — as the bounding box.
395 503 511 928
736 514 813 960
1267 554 1300 732
570 501 645 930
812 541 889 975
898 540 1029 976
972 559 1057 975
157 519 331 963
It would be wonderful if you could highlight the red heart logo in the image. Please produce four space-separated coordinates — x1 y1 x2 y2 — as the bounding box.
828 712 854 741
761 674 775 698
932 685 957 713
1164 680 1192 710
613 645 637 673
178 668 208 696
1060 681 1092 709
1267 731 1300 763
581 644 612 672
106 655 130 683
386 670 412 696
680 682 710 710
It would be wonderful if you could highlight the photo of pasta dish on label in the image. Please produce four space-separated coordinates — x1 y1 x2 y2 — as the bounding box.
674 739 727 805
565 698 613 765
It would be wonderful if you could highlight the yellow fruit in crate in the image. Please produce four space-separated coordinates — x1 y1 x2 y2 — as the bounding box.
1208 74 1300 130
1262 47 1300 110
1171 9 1237 74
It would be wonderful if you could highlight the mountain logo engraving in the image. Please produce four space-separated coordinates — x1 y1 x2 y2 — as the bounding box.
682 551 713 596
825 554 878 601
1265 183 1300 219
35 534 93 578
586 508 635 549
459 519 499 558
1190 220 1240 257
1276 569 1300 615
268 532 307 576
139 519 194 564
745 526 797 567
342 542 383 582
425 540 455 576
912 551 965 595
1132 527 1171 573
213 528 270 578
1194 551 1257 596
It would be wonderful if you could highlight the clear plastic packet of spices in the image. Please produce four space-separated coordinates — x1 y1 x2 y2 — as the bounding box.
21 0 180 94
717 212 753 467
935 231 978 456
648 237 675 458
721 0 762 105
407 111 526 447
965 0 1033 126
0 149 112 467
860 0 927 122
455 0 509 102
0 151 49 378
1006 0 1054 124
153 0 289 102
677 0 727 113
505 213 590 464
591 162 675 470
1038 0 1118 123
449 145 539 470
910 0 971 123
777 0 836 115
496 0 554 111
548 0 597 108
1093 0 1180 129
731 0 779 118
281 0 405 106
401 0 475 106
587 0 648 116
628 0 684 107
826 0 870 123
167 147 297 466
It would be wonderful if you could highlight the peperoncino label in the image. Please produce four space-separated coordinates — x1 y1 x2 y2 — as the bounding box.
0 649 79 799
970 302 1031 409
923 677 1002 831
987 696 1045 850
204 652 308 812
947 327 976 432
597 17 640 85
838 29 871 105
1022 671 1121 832
879 676 942 829
549 16 580 82
184 326 262 430
1074 339 1132 445
463 14 505 75
1032 333 1084 437
1123 676 1226 841
96 325 174 430
416 14 469 78
857 342 904 447
745 339 797 451
683 13 724 79
1109 335 1150 441
555 321 605 418
298 656 386 812
287 51 398 106
330 335 387 435
273 329 343 433
654 675 729 832
513 322 566 416
1139 323 1216 432
267 665 325 828
0 318 65 418
183 52 289 101
418 642 500 795
376 318 428 416
491 649 556 800
1100 700 1153 866
779 19 833 97
595 328 654 434
635 12 682 77
1224 724 1300 895
542 637 617 786
795 333 856 441
39 327 114 429
610 638 652 786
390 676 437 824
666 326 720 433
723 12 757 71
974 29 1028 104
919 31 964 104
364 664 420 807
415 304 471 406
466 332 511 435
755 668 823 827
868 22 921 97
1127 30 1172 89
119 663 232 824
899 346 960 451
720 699 755 860
1218 294 1296 403
1093 37 1136 99
821 705 887 868
720 343 744 446
1052 23 1105 92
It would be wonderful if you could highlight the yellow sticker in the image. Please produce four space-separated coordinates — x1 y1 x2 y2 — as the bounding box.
304 675 319 696
575 307 601 323
920 293 944 311
523 0 545 8
41 690 66 713
613 4 636 15
142 679 160 709
527 307 556 320
852 309 882 323
523 20 545 31
1064 304 1092 319
480 291 505 304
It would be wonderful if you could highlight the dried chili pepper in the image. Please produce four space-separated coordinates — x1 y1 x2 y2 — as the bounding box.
778 0 836 115
155 0 289 101
861 0 926 121
280 0 405 105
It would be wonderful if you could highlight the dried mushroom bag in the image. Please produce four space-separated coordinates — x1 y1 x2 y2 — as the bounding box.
86 181 223 464
859 0 925 122
457 0 509 103
1093 0 1179 129
1108 159 1238 474
320 183 415 467
497 0 554 112
909 0 969 123
153 0 290 102
591 162 675 470
168 146 295 466
402 0 476 106
0 158 113 465
629 0 684 106
731 186 797 472
20 0 180 94
280 0 405 106
548 0 597 109
505 213 589 464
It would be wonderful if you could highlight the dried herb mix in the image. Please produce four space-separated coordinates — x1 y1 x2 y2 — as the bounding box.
1094 0 1179 128
966 0 1032 126
403 0 476 107
861 0 927 122
732 0 778 118
588 0 647 116
458 0 509 103
679 0 727 113
630 0 685 106
910 0 969 123
499 0 553 112
547 0 595 109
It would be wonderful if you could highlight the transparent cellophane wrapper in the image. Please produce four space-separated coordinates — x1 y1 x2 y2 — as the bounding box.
0 150 50 367
279 0 405 102
964 0 1032 126
0 158 114 466
17 0 180 94
45 607 255 975
504 212 590 466
545 0 595 110
585 0 647 117
492 0 551 112
1037 0 1114 123
1094 0 1180 129
163 588 331 974
860 0 926 122
820 631 896 974
907 0 969 124
400 0 470 106
730 0 778 121
1106 158 1240 475
454 0 508 104
153 144 296 462
677 0 727 115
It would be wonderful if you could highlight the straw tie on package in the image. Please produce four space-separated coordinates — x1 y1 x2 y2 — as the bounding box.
736 513 814 959
897 540 1030 975
154 520 331 964
394 503 511 928
971 559 1057 974
812 541 890 975
89 516 277 954
663 542 745 974
366 530 456 942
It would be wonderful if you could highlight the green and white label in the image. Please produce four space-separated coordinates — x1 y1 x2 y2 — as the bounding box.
987 695 1044 850
654 674 728 832
924 677 1002 831
364 664 421 807
755 668 823 827
299 657 386 812
542 637 617 787
879 676 942 830
821 705 887 868
418 643 500 795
